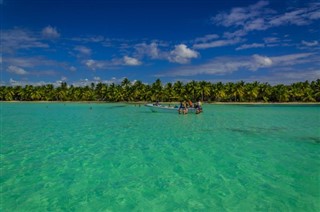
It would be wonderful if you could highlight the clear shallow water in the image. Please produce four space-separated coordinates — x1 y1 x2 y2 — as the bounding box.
1 103 319 211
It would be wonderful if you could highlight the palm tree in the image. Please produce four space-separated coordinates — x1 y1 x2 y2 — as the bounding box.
95 82 108 101
121 78 131 101
185 80 199 101
131 80 145 101
258 82 271 102
151 79 163 101
246 81 259 102
311 79 320 101
271 84 290 102
211 82 226 102
173 81 184 100
199 81 211 101
82 86 95 101
3 87 15 101
234 81 245 102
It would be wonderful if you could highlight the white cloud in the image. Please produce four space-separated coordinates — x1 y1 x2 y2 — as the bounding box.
248 69 320 85
203 69 320 85
2 28 49 53
223 30 247 39
264 37 279 43
163 53 318 77
301 40 319 47
7 65 28 75
7 78 67 87
84 59 105 70
168 44 199 64
212 0 271 27
135 42 199 64
42 26 60 39
269 3 320 26
194 34 219 43
123 56 141 66
69 66 77 72
236 43 265 50
135 42 161 59
212 1 320 40
163 56 260 77
74 46 92 55
244 18 268 31
193 38 242 49
3 57 70 75
70 77 128 87
72 36 105 43
270 53 316 66
252 54 273 70
83 56 141 70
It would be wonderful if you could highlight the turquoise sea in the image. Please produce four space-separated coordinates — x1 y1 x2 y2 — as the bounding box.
1 103 319 211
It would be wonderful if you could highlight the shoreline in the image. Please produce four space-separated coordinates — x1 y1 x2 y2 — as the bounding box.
1 101 320 105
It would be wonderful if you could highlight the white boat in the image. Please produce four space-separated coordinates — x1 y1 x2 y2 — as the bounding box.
144 103 199 113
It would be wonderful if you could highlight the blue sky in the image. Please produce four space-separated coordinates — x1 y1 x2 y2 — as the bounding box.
1 0 320 86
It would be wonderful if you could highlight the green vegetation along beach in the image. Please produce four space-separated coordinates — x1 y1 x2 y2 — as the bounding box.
1 79 320 102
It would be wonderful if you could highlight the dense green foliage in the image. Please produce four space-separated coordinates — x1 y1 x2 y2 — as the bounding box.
1 79 320 102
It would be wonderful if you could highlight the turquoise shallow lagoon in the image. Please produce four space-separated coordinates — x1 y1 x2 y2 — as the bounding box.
1 103 319 211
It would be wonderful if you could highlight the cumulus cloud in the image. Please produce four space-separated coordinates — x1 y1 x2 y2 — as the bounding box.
42 26 60 39
135 42 161 59
84 59 104 71
252 54 273 70
168 44 199 64
83 56 141 70
123 56 142 66
7 65 28 75
135 42 199 64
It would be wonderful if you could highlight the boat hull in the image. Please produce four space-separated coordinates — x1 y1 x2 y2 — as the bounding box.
145 104 198 113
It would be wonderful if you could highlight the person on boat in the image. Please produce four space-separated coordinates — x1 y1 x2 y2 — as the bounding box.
178 100 188 114
182 100 188 114
188 99 193 108
196 99 202 114
178 101 184 114
154 100 160 106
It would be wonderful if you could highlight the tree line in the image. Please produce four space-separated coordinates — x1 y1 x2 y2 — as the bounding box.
1 79 320 102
